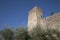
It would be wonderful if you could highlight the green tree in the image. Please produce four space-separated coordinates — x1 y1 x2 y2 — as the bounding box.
51 12 54 15
2 27 14 40
29 25 47 40
14 26 30 40
29 25 60 40
0 30 3 40
45 29 60 40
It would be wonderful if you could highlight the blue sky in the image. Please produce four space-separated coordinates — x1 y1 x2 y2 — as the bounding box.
0 0 60 30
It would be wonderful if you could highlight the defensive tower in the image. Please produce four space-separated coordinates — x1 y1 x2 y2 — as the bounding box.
28 6 43 31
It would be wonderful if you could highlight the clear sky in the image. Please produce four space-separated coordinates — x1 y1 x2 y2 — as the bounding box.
0 0 60 30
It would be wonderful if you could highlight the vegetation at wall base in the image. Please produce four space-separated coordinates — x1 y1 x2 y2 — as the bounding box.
0 25 60 40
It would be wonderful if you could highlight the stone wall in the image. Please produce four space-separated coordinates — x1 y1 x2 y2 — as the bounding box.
44 12 60 30
28 6 60 32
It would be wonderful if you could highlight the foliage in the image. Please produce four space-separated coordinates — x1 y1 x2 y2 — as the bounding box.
2 27 14 40
46 29 60 40
29 25 47 40
51 12 54 15
29 25 60 40
0 30 3 40
1 25 60 40
14 26 30 40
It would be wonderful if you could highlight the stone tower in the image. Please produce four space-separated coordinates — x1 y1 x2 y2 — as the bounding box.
28 6 43 32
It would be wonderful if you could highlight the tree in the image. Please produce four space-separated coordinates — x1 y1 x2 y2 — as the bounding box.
14 26 30 40
29 25 47 40
29 25 60 40
2 27 14 40
45 29 60 40
0 30 3 40
51 12 54 15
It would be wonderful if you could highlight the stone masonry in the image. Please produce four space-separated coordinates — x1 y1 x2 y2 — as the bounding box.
28 6 60 32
